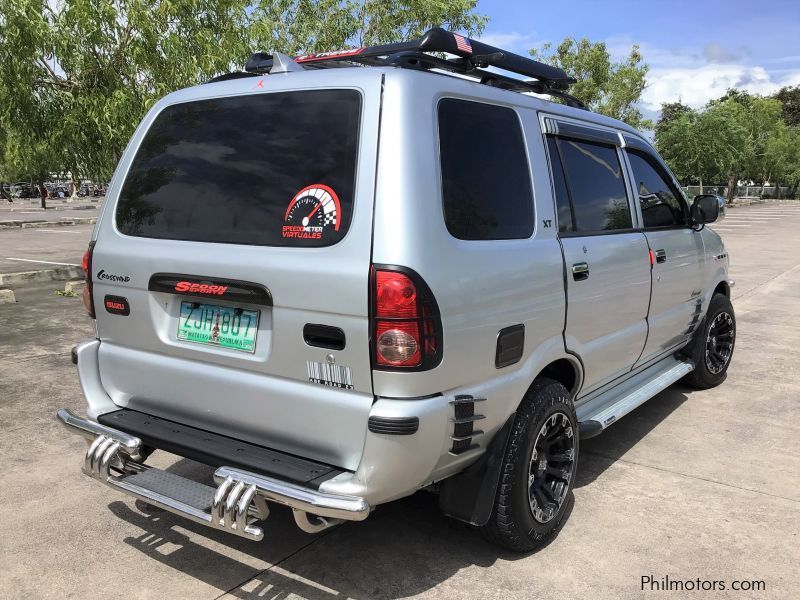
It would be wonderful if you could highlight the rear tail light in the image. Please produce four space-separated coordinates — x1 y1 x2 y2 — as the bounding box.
82 241 96 318
371 265 442 370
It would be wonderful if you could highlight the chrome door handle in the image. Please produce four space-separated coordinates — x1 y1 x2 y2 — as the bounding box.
572 262 589 281
655 249 667 263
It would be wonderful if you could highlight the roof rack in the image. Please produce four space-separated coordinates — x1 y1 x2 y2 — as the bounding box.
241 27 586 109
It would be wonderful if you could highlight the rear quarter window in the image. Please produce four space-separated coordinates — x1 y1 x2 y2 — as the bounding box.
115 89 361 247
438 98 534 240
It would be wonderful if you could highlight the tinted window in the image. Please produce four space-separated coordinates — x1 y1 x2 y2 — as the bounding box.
627 151 687 228
438 99 533 240
116 90 361 246
545 136 574 233
557 138 632 232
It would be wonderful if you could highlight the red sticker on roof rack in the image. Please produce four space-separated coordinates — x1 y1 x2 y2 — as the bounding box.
295 48 365 63
282 184 342 240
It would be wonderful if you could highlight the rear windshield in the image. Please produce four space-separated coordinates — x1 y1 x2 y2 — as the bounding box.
116 89 361 247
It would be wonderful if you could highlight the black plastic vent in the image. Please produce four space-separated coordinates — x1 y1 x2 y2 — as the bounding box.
368 416 419 435
449 395 486 455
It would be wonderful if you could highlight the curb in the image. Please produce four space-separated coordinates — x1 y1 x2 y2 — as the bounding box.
0 266 84 289
64 279 86 294
0 217 96 229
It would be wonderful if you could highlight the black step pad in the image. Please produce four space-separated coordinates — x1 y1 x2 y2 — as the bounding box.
98 409 342 488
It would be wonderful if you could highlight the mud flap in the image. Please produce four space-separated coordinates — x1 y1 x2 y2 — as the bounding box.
438 412 516 526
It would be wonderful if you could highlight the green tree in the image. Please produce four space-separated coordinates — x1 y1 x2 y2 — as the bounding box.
707 91 786 201
530 38 650 129
773 85 800 127
249 0 486 53
0 0 255 185
655 102 747 193
654 101 692 140
764 121 800 198
0 0 485 183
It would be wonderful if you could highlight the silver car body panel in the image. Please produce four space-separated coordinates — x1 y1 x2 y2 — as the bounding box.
561 232 652 395
73 65 729 510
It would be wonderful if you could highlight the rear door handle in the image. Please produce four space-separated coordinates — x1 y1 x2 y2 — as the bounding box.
655 249 667 263
572 262 590 281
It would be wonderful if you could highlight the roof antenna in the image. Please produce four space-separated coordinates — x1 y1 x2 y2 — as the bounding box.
270 52 305 74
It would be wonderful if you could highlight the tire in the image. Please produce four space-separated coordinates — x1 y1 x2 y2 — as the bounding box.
481 378 578 552
682 292 736 389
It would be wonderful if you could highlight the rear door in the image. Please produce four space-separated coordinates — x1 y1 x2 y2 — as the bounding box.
544 124 651 395
623 144 705 365
90 75 382 470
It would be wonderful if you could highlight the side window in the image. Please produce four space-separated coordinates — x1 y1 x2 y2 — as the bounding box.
545 137 574 233
438 99 534 240
627 151 688 228
556 138 632 232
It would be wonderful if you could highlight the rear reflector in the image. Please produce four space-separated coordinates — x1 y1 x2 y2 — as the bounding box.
371 265 442 371
82 241 96 318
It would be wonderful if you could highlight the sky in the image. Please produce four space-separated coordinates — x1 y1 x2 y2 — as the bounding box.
475 0 800 121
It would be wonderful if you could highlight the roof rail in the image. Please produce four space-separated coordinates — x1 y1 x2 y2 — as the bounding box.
240 27 586 109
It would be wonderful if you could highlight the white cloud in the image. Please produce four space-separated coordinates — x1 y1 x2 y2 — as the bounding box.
602 36 800 112
642 64 800 110
473 32 800 116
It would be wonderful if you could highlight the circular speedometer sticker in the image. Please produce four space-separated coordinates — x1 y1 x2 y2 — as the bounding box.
282 184 341 240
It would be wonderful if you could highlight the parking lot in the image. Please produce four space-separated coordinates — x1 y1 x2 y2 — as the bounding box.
1 202 799 599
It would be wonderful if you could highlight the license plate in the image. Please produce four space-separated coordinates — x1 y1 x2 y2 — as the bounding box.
177 301 259 353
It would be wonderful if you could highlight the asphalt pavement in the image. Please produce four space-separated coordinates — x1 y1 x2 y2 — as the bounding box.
0 202 799 599
0 224 93 274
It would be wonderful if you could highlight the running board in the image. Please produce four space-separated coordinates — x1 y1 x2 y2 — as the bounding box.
576 357 694 439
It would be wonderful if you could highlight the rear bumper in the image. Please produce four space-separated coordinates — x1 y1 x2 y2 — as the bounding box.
72 338 485 508
57 408 370 541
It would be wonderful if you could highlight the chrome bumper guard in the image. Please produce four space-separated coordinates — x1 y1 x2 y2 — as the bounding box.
57 409 370 541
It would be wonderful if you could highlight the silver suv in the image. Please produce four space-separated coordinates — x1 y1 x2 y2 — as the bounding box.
58 28 735 552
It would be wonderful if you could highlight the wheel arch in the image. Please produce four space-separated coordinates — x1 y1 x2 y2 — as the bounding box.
713 279 730 298
533 357 583 400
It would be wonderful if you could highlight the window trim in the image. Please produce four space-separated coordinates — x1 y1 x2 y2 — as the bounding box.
436 96 536 241
112 88 365 248
625 147 690 230
542 117 620 146
546 134 636 236
544 135 576 234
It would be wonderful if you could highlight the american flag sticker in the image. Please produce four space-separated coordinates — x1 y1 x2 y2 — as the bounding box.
453 34 473 54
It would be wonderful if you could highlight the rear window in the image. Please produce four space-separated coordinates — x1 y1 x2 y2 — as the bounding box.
438 98 534 240
116 90 361 247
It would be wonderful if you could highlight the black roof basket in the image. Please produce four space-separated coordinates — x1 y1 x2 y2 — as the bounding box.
242 27 586 109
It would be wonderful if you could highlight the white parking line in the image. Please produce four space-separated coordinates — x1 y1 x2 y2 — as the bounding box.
5 258 80 266
33 229 85 233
